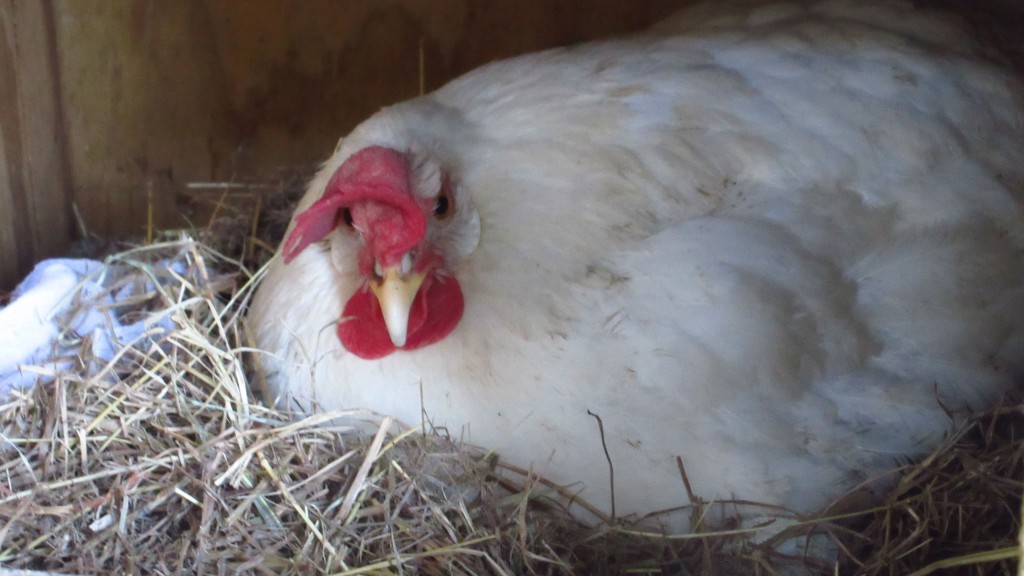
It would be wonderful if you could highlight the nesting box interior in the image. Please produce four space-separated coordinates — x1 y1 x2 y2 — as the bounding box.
1 2 1023 574
0 0 684 290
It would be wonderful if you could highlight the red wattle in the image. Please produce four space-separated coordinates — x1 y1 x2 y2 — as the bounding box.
337 275 464 360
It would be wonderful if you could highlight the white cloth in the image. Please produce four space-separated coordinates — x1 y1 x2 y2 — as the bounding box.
0 258 178 398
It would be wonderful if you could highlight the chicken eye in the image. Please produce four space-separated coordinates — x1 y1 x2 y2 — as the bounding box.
433 190 454 220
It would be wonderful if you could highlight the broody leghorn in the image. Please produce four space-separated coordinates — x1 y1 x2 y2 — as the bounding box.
248 0 1024 527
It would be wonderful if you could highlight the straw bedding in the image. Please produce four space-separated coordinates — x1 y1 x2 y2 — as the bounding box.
0 223 1020 575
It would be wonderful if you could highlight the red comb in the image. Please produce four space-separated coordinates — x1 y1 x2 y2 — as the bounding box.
282 146 425 264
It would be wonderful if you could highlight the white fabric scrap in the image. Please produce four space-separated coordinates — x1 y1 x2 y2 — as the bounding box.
0 258 178 399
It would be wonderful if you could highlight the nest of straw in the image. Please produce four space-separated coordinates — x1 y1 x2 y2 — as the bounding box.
0 229 1021 575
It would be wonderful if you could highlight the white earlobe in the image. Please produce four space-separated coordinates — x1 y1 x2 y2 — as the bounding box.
461 208 481 258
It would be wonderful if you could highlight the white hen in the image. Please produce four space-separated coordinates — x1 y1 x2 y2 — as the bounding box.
248 0 1024 527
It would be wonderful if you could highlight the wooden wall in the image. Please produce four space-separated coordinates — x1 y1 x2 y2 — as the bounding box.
0 1 72 291
1 0 683 289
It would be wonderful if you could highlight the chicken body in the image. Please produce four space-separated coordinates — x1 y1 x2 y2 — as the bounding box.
249 0 1024 525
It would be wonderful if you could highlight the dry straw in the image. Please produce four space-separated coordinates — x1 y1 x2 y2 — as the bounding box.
0 233 1020 575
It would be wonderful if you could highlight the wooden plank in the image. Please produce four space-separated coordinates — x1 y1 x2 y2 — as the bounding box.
0 2 30 289
0 0 72 290
53 0 234 238
0 99 18 289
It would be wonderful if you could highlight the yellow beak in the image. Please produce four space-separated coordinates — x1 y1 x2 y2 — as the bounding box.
369 266 425 347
